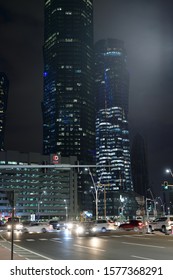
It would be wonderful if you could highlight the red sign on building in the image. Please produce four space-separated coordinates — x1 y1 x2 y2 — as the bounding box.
52 154 60 164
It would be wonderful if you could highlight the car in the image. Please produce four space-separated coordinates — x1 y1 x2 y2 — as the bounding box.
147 216 173 234
70 221 96 236
66 221 79 230
92 219 110 233
22 221 57 233
6 221 24 232
49 220 67 230
118 219 145 232
0 220 6 227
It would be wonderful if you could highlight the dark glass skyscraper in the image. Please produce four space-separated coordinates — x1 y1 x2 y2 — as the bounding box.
0 72 9 151
42 0 95 164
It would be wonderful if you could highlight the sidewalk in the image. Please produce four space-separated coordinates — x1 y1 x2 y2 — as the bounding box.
0 245 26 260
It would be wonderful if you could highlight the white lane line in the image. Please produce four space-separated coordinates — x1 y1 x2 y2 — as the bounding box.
51 239 62 243
51 238 61 240
26 239 35 241
74 244 105 252
122 235 151 240
13 243 53 260
39 238 48 241
131 255 155 260
122 242 165 248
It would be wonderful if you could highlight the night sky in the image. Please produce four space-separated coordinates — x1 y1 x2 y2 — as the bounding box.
0 0 173 195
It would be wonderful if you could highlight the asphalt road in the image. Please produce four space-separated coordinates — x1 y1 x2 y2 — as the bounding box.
0 229 173 260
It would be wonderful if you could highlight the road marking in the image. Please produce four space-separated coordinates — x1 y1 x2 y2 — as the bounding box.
26 239 35 241
50 238 62 243
74 244 105 252
131 255 155 260
51 238 61 240
39 238 48 241
122 235 151 240
0 234 53 259
122 242 165 248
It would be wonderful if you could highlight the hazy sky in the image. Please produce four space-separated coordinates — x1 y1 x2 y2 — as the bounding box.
1 0 173 194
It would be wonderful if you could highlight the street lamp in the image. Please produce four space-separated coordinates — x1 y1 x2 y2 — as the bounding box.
166 169 173 177
147 188 157 218
85 168 99 221
89 169 99 221
156 196 165 216
37 190 46 221
64 199 68 222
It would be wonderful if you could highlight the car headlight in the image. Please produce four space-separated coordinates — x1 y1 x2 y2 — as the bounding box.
67 223 73 229
7 225 11 229
76 226 84 234
16 224 23 230
92 227 97 232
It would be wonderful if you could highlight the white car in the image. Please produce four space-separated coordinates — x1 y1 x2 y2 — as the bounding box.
22 221 56 233
92 219 110 233
6 222 24 232
148 216 173 233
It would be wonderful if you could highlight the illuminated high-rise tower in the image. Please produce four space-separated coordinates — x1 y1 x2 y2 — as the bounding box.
42 0 95 164
0 72 9 151
95 39 133 216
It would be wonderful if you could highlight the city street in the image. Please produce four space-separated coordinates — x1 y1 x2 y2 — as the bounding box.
0 229 173 260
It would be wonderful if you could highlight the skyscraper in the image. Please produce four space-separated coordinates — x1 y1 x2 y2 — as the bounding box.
0 72 9 151
42 0 95 164
94 39 133 216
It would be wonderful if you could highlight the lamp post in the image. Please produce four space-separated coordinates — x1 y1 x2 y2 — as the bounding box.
64 199 68 222
37 190 46 221
84 167 107 220
156 196 165 216
147 188 157 218
86 168 99 220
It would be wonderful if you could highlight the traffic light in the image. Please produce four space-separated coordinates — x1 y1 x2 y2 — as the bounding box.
163 181 168 190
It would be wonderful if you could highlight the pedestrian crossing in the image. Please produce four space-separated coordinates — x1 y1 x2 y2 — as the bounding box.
0 233 172 260
9 233 165 243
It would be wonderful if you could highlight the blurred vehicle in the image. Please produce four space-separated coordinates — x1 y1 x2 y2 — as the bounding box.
22 221 57 233
0 220 6 227
6 219 23 232
49 220 66 230
92 219 110 233
70 221 95 236
66 221 79 230
147 216 173 234
118 219 145 232
49 220 59 229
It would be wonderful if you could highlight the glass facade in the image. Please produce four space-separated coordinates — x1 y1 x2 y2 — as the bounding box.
42 0 95 164
96 107 132 191
94 39 133 217
0 73 9 151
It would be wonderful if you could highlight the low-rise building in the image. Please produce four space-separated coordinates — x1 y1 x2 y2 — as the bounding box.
0 151 78 221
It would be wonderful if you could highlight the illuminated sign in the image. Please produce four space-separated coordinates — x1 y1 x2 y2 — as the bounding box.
52 154 60 165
